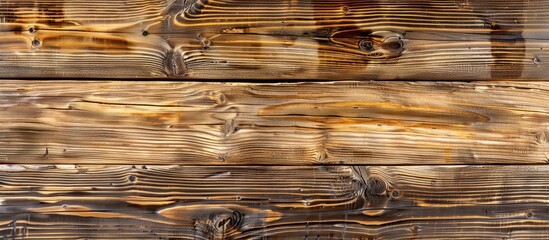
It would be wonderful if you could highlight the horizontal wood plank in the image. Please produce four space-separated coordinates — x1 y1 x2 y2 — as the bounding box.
1 81 549 165
0 165 548 239
0 0 548 79
3 0 548 37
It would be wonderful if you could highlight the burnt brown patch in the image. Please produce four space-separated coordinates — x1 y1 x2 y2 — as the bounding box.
38 34 132 52
35 2 66 27
0 1 78 32
467 3 526 79
489 27 525 79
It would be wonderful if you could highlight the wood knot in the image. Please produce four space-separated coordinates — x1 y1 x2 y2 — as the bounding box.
358 40 375 52
28 27 37 33
200 37 211 49
342 6 350 15
212 211 242 236
482 18 499 30
535 130 549 144
390 189 401 198
186 0 209 15
356 31 404 59
366 176 387 196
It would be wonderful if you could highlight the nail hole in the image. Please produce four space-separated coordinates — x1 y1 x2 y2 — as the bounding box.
128 175 136 182
527 212 533 218
32 39 41 47
533 56 541 65
28 27 36 33
142 30 149 36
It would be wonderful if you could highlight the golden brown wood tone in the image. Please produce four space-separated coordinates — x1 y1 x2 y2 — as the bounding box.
0 0 548 80
1 165 548 239
1 81 549 165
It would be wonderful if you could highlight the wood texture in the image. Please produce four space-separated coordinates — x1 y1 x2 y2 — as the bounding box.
1 80 549 165
0 0 548 80
1 164 548 239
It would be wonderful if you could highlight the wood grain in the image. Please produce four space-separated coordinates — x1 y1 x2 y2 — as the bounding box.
1 80 549 165
1 164 548 239
0 0 548 79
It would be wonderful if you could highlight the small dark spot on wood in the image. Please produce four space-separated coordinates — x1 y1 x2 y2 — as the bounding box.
411 225 422 232
62 204 68 209
132 165 136 169
200 37 211 49
359 40 375 52
142 30 149 36
391 189 401 198
43 148 49 158
28 27 36 33
32 39 41 47
533 56 541 65
527 212 533 218
482 18 499 29
142 165 148 169
128 175 136 182
342 6 350 15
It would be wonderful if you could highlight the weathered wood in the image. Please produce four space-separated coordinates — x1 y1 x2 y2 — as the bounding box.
0 0 548 79
0 0 176 33
1 80 549 165
2 0 548 36
0 165 548 239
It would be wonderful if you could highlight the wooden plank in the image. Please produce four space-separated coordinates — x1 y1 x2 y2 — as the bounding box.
2 0 548 37
1 80 548 165
0 0 548 80
0 165 548 239
0 0 177 33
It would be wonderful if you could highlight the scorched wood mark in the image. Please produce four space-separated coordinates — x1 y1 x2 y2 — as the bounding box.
462 2 527 78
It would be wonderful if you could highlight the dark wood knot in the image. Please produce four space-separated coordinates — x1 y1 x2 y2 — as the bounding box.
212 211 242 235
366 176 387 196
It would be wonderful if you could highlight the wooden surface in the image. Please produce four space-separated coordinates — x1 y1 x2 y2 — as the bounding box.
1 81 549 165
1 165 548 239
2 0 549 239
0 0 548 80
